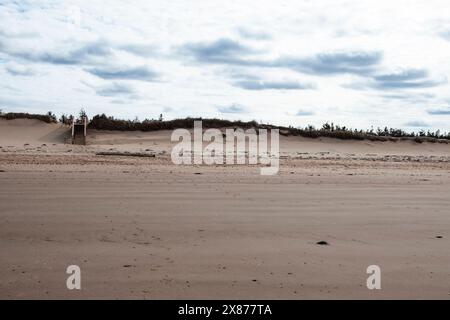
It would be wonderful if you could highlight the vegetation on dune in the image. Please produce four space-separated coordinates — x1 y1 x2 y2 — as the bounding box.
282 122 450 142
0 111 57 123
59 113 74 125
1 110 449 142
88 113 450 143
88 113 259 131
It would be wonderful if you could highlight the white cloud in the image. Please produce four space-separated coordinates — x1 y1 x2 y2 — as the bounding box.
0 0 450 131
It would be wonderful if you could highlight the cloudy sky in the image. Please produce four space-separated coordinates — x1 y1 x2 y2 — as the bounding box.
1 0 450 131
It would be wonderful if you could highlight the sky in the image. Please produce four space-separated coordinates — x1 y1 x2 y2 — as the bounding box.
1 0 450 131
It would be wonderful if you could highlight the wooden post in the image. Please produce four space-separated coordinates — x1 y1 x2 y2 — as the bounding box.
71 118 75 144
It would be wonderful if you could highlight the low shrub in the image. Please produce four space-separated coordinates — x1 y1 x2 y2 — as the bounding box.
0 112 57 123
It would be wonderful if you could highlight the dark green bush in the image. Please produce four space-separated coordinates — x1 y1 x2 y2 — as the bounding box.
87 114 450 142
0 112 57 123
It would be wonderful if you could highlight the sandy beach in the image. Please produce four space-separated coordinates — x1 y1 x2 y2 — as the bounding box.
0 119 449 299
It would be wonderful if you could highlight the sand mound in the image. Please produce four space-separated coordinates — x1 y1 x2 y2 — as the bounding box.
87 128 450 158
1 120 449 158
0 118 70 145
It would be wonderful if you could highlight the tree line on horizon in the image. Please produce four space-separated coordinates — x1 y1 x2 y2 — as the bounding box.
1 110 449 142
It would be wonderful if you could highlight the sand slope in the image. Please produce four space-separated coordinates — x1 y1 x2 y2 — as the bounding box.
2 119 450 158
0 118 70 145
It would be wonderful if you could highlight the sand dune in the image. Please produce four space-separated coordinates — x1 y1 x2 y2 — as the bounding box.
3 119 449 160
0 118 70 145
88 128 450 158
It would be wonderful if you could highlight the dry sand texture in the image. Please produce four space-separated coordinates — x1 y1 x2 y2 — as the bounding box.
0 118 449 299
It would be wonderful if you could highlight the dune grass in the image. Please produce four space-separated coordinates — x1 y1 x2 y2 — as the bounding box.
0 112 57 123
1 111 449 142
88 113 450 143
